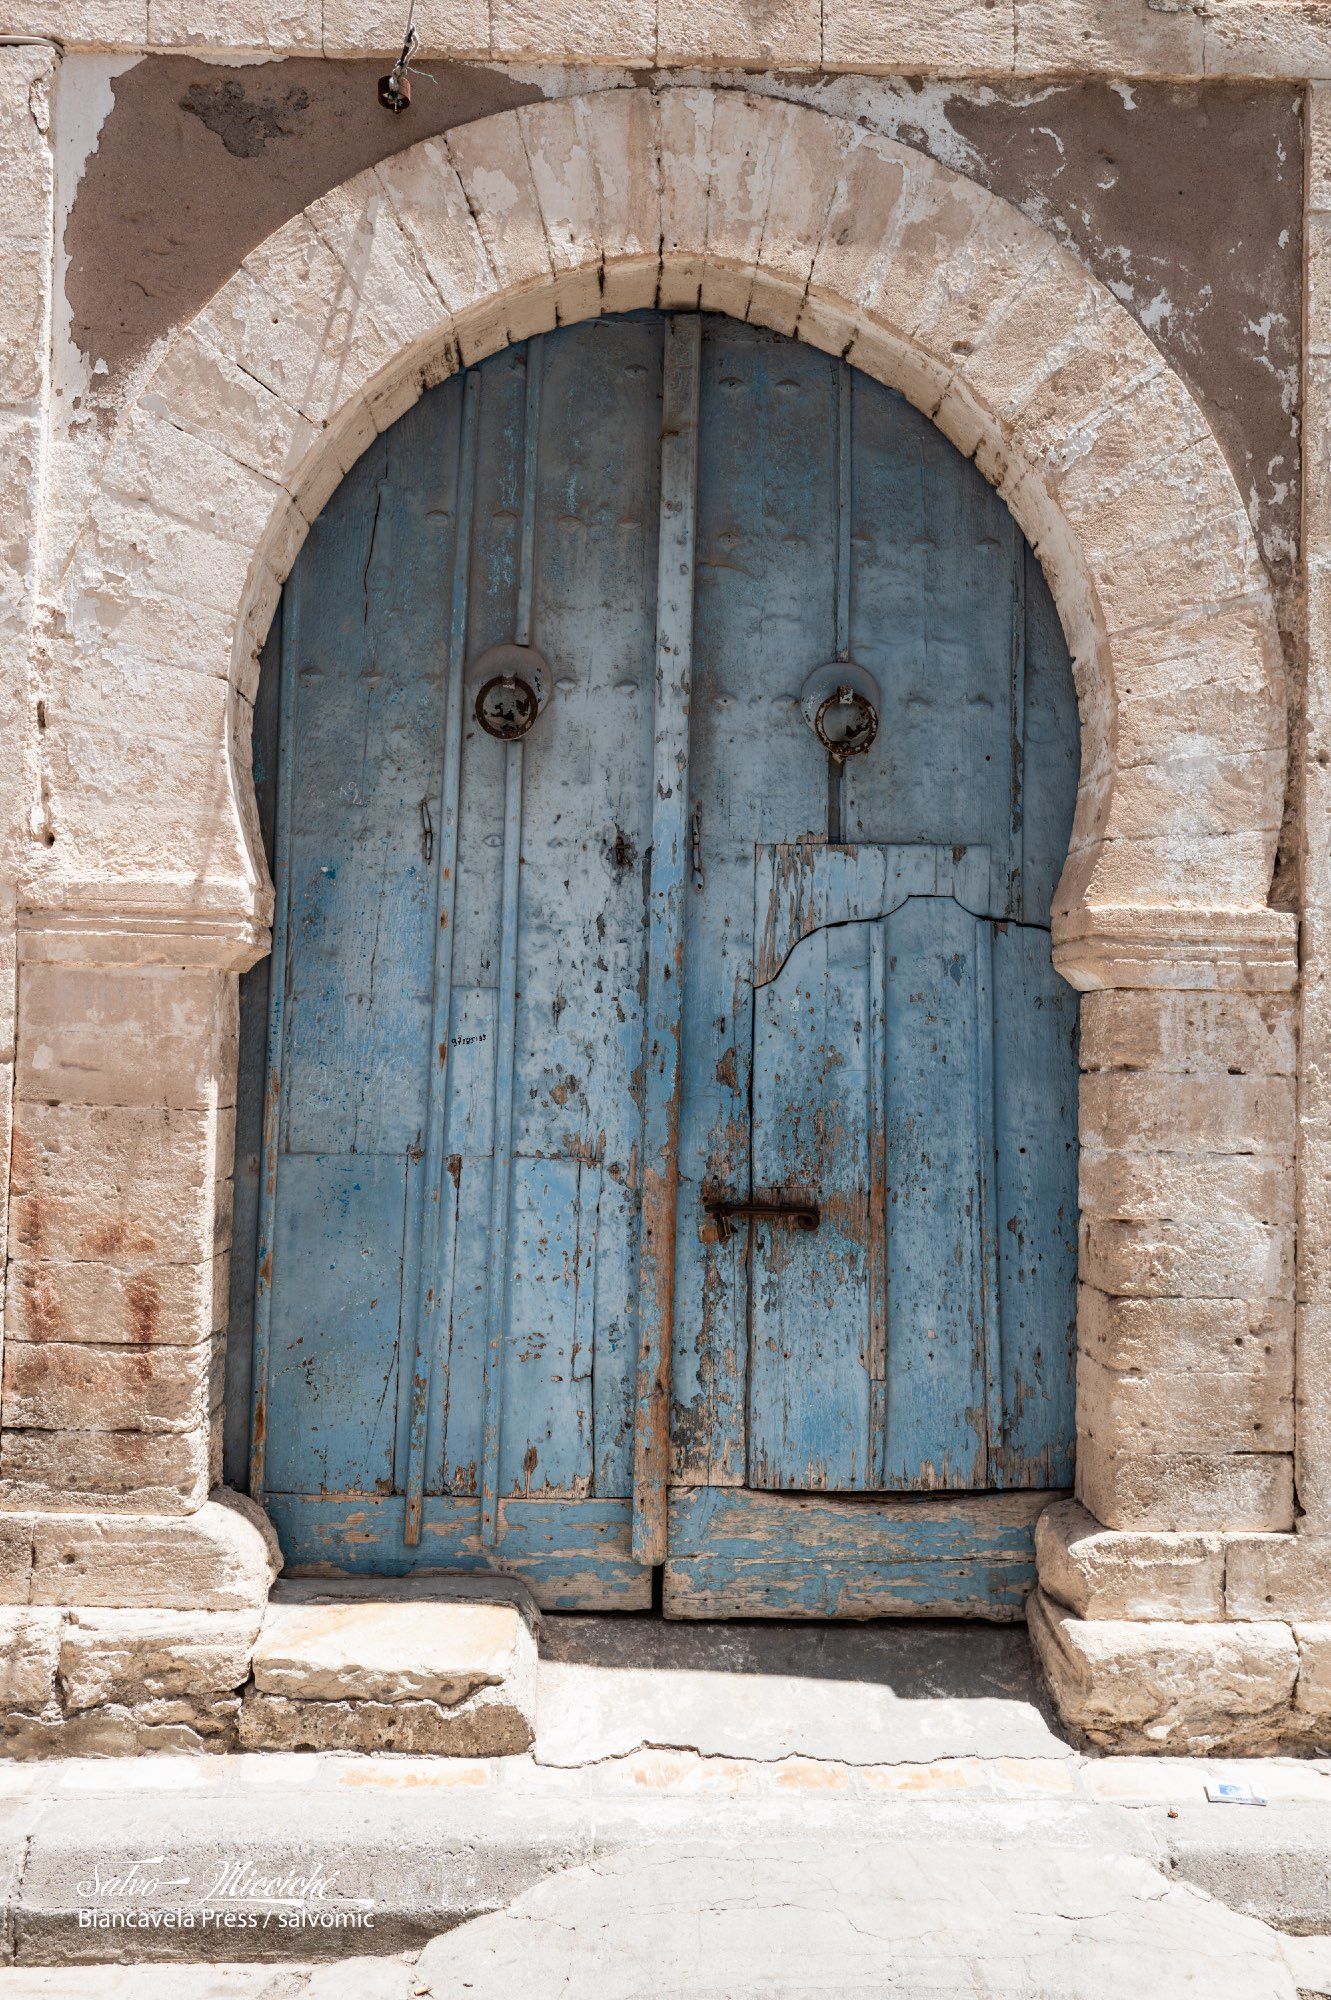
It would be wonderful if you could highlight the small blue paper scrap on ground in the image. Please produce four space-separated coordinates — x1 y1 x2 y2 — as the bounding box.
1205 1781 1267 1806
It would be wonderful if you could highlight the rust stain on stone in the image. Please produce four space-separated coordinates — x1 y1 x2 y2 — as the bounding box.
66 57 545 383
125 1273 161 1344
16 1271 65 1343
85 1220 127 1258
7 1125 33 1191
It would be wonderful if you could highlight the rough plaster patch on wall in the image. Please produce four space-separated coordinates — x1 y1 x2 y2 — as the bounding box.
62 57 543 387
51 59 140 397
941 81 1303 583
57 60 1303 588
46 55 141 597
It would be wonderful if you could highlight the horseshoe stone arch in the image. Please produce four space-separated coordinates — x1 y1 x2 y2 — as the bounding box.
17 86 1301 1752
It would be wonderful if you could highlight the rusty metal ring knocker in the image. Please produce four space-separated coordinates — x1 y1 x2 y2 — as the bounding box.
813 684 878 761
475 672 539 741
800 660 882 762
471 642 551 741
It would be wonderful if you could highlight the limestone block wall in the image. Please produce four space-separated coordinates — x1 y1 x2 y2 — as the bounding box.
1023 78 1331 1755
1076 991 1297 1533
9 0 1331 77
0 16 1324 1755
3 959 236 1513
0 43 53 1546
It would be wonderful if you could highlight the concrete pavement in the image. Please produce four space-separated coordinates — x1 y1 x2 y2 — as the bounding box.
0 1845 1329 1998
0 1618 1325 1993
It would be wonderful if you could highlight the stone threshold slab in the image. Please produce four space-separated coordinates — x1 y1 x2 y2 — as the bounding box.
238 1578 539 1757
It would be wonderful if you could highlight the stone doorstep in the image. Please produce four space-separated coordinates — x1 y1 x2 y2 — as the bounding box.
236 1577 540 1756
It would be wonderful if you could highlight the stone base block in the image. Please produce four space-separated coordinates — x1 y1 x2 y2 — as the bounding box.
0 1607 59 1710
1293 1623 1331 1737
1076 1444 1295 1533
238 1688 532 1755
1027 1588 1300 1753
0 1602 257 1756
1225 1533 1331 1620
1035 1499 1225 1620
0 1488 279 1756
57 1607 260 1709
238 1576 539 1756
19 1488 280 1608
3 1696 241 1757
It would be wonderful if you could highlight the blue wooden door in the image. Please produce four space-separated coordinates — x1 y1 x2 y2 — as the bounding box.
229 312 1079 1615
234 318 666 1607
663 320 1080 1615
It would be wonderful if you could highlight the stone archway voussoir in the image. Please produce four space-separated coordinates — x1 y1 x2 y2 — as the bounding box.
49 83 1291 942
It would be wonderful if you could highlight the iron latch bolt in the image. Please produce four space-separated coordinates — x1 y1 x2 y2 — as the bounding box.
702 1193 821 1241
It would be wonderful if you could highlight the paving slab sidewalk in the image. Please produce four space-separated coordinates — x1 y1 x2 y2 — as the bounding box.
0 1620 1326 1990
0 1847 1330 1999
0 1749 1326 1972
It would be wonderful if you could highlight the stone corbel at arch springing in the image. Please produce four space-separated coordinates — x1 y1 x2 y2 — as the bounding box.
38 86 1293 986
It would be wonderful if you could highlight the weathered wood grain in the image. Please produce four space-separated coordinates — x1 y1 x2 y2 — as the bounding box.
663 1486 1055 1620
631 314 701 1566
268 1494 650 1610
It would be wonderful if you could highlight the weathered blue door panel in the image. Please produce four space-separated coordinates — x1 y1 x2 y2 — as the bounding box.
671 323 838 1493
842 372 1025 876
745 844 1068 1500
749 919 876 1491
264 1154 408 1497
878 896 994 1492
231 311 1080 1614
239 317 664 1606
663 1486 1047 1620
992 921 1079 1488
279 391 457 1163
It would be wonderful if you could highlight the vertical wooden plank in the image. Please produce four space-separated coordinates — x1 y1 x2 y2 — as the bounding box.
592 1173 637 1495
992 920 1079 1487
278 401 457 1161
479 743 524 1542
1006 532 1028 922
828 362 854 842
880 897 989 1491
671 319 835 1492
973 914 1002 1469
225 614 281 1490
749 920 874 1488
265 1155 409 1494
631 313 701 1565
441 344 526 1498
400 370 480 1544
503 317 661 1503
436 987 497 1500
836 362 853 664
866 917 889 1470
248 586 299 1501
1020 543 1080 926
516 336 543 646
266 403 460 1501
479 337 543 1546
504 1156 591 1496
